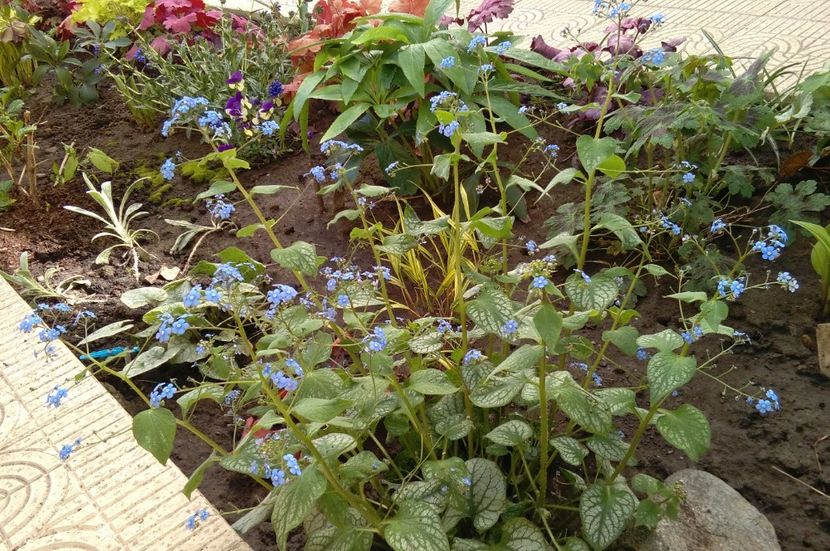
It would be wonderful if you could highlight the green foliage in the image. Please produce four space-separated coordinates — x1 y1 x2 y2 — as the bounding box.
767 180 830 236
0 3 39 94
792 220 830 314
71 0 148 35
63 175 158 281
287 2 562 196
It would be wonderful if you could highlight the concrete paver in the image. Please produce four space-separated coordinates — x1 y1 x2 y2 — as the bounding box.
0 278 251 551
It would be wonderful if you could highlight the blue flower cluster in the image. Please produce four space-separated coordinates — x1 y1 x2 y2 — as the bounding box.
59 437 82 461
19 312 42 332
155 313 190 343
717 278 746 300
262 361 302 392
150 382 176 408
752 225 788 261
46 386 68 408
463 349 483 365
206 195 235 221
526 239 539 255
681 325 703 344
747 388 781 415
267 284 299 306
574 361 603 387
162 96 209 137
259 120 279 136
223 389 241 406
710 218 727 234
185 508 209 530
364 326 388 353
467 35 487 53
660 215 682 236
642 48 666 65
636 348 650 361
197 110 231 139
320 140 364 156
160 158 176 182
776 271 799 293
440 56 456 69
544 144 560 158
39 324 67 343
501 319 519 336
530 275 550 289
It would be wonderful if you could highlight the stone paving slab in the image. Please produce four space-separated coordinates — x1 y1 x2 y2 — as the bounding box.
219 0 830 82
0 278 251 551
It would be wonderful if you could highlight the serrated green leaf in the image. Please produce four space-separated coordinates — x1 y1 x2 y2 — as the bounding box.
485 420 533 447
467 286 514 335
636 330 684 352
270 241 323 276
601 326 639 356
655 404 710 460
385 500 450 551
551 436 589 466
647 351 697 403
409 369 458 395
272 466 328 547
565 273 618 311
580 482 636 550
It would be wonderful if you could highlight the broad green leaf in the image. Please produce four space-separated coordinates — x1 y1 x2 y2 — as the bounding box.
586 434 628 462
86 147 119 173
465 458 507 532
423 0 454 28
124 346 178 378
398 45 425 96
580 482 636 550
176 384 225 417
77 320 133 345
195 180 235 200
565 273 618 311
293 71 326 118
470 375 524 408
552 381 612 434
462 131 507 146
352 25 410 45
485 95 538 139
594 213 641 250
312 432 357 458
498 517 549 551
533 303 562 352
120 286 167 309
270 241 323 276
485 420 533 447
551 436 588 466
594 388 636 416
409 369 458 395
377 234 418 255
385 500 450 551
601 326 639 356
250 185 293 195
647 351 697 403
132 408 176 465
320 103 371 142
576 136 619 176
595 154 626 178
665 291 708 303
636 330 684 352
272 466 328 547
539 232 579 258
293 397 352 422
409 332 444 354
183 455 219 498
655 404 711 460
490 345 544 378
644 264 671 277
467 286 514 335
339 451 388 485
431 153 452 180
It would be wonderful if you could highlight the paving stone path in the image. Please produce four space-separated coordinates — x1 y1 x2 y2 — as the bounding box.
0 278 250 551
221 0 830 81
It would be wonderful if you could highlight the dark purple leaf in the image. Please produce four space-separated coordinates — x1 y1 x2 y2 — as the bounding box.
467 0 514 32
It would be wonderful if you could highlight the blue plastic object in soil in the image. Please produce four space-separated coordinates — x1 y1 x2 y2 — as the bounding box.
79 346 140 361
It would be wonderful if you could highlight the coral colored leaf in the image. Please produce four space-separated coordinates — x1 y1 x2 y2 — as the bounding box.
388 0 430 16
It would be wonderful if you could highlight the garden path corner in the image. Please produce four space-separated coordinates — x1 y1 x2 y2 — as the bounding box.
0 277 250 551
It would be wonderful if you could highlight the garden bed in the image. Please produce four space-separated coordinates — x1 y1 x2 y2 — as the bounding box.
2 75 830 550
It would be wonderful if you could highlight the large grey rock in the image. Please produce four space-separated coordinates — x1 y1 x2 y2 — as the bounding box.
637 469 780 551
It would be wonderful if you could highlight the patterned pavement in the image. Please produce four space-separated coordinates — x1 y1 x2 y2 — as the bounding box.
220 0 830 81
0 278 250 551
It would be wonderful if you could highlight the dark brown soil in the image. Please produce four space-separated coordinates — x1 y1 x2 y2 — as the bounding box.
2 80 830 550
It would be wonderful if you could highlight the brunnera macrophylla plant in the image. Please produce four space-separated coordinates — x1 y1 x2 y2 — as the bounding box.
31 177 797 550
